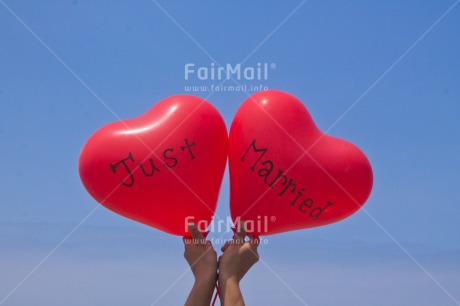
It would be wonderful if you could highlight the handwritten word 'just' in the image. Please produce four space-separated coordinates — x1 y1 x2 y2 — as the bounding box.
109 139 196 187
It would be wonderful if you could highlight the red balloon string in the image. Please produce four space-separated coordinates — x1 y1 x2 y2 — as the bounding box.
211 283 220 306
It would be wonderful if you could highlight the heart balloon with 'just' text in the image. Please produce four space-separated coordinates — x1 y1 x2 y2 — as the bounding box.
79 95 227 236
229 90 373 236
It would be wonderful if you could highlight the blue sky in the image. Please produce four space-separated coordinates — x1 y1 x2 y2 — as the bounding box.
1 1 460 305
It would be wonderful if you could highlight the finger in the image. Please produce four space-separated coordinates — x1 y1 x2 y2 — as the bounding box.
183 236 192 246
205 241 214 250
234 221 247 241
221 241 231 252
188 223 204 242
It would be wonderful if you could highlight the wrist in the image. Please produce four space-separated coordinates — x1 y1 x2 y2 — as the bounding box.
195 271 217 285
186 274 216 306
218 276 244 306
218 273 239 286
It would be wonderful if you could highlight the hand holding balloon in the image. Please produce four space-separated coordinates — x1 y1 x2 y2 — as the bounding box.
218 222 260 305
183 222 260 306
183 223 217 306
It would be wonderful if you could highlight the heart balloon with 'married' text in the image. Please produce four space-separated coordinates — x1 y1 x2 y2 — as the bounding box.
229 90 373 236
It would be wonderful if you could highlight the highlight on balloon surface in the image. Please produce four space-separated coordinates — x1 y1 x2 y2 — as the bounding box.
229 90 373 236
78 95 228 236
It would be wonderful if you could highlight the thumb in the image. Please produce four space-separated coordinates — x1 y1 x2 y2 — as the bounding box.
249 236 260 249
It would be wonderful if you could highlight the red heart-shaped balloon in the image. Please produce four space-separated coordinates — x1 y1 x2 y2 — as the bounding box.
229 90 373 236
79 95 227 236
